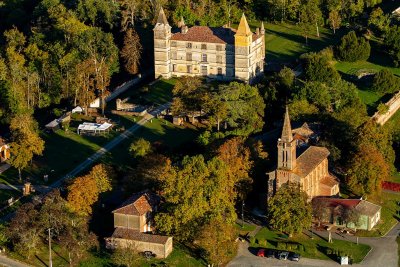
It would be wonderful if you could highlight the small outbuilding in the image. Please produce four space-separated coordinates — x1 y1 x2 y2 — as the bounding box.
0 138 10 162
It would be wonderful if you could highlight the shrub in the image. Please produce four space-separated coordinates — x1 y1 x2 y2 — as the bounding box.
249 236 255 245
336 31 371 62
277 242 286 250
371 69 400 94
377 103 389 115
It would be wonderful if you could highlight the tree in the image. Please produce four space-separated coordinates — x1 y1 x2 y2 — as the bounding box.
311 198 328 226
111 244 141 267
328 10 341 34
121 28 142 75
171 76 206 118
197 218 238 266
8 113 44 181
268 183 312 236
129 138 152 158
346 144 389 196
336 31 371 62
215 82 265 136
67 175 99 215
299 0 323 43
368 7 389 34
288 99 319 121
277 66 295 90
76 0 119 28
300 51 340 83
155 155 237 241
384 26 400 67
371 69 400 95
88 164 114 192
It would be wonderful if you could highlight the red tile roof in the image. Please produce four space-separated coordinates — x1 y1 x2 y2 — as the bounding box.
112 228 170 244
113 191 160 216
320 175 339 188
320 198 361 209
171 26 236 44
294 146 330 177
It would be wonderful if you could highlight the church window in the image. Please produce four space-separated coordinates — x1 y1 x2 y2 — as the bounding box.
186 42 192 48
201 44 207 50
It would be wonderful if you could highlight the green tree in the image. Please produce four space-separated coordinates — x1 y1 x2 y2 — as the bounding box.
336 31 370 62
288 99 319 121
216 82 265 136
368 7 389 34
76 0 119 28
89 163 114 192
371 69 400 95
111 244 141 267
129 138 153 158
384 26 400 67
328 10 341 34
268 183 312 236
301 51 340 83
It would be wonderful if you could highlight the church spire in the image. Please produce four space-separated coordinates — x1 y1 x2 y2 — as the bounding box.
236 13 252 36
260 21 265 35
281 106 293 142
156 7 169 25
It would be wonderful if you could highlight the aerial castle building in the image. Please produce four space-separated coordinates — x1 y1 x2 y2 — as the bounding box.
267 108 340 200
153 8 265 83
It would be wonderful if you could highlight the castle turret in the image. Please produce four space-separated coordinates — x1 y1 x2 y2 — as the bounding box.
234 14 253 82
153 8 172 78
277 107 297 170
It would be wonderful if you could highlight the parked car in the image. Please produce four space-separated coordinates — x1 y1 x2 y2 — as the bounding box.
257 248 266 257
277 251 289 260
142 251 156 259
266 249 275 258
289 252 301 261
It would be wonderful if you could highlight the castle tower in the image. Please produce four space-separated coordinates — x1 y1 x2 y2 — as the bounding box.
234 13 252 82
153 8 172 78
277 107 296 170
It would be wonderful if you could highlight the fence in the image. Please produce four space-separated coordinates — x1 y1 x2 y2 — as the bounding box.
371 90 400 125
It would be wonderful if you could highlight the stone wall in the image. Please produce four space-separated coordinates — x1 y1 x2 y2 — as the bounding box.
372 90 400 125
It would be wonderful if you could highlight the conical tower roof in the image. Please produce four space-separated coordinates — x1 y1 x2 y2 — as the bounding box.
261 21 265 33
156 7 169 25
236 13 252 36
281 106 293 142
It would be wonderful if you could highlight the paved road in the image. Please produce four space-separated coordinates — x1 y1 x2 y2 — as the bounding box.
0 255 32 267
228 223 399 267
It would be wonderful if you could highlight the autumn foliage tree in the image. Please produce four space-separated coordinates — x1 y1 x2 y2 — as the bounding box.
121 28 142 75
67 164 113 214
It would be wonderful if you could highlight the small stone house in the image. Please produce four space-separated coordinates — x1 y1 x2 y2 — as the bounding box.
106 191 173 258
0 138 10 162
318 198 381 231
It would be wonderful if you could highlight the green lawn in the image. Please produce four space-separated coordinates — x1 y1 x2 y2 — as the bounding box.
258 22 344 63
253 228 370 263
9 243 204 267
357 89 382 107
335 61 400 77
356 192 400 237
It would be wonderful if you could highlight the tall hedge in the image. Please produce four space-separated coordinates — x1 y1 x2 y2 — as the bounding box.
336 31 371 62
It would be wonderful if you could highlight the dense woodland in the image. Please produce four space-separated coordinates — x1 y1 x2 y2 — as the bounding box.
0 0 399 266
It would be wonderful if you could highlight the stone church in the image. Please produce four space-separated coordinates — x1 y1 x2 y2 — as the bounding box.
153 8 265 83
267 108 340 200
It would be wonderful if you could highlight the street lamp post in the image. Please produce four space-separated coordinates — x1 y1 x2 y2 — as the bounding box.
241 200 245 228
48 228 52 267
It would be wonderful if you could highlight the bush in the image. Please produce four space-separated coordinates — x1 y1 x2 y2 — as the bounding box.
371 69 400 94
277 242 287 250
377 103 389 115
336 31 371 62
249 236 256 245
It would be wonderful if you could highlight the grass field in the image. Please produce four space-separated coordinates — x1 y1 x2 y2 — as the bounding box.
253 228 370 263
10 243 204 267
335 61 400 77
247 22 345 63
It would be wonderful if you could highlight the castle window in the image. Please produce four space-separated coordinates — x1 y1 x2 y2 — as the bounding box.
171 52 177 60
186 52 192 61
171 41 177 47
202 54 207 62
216 45 222 51
186 42 192 48
201 44 207 50
173 64 177 72
201 65 208 76
217 55 222 64
217 67 223 76
187 65 192 73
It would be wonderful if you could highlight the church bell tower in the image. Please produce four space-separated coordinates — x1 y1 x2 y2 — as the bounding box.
277 107 296 170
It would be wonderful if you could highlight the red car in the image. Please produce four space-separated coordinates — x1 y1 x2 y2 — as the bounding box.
257 248 266 257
